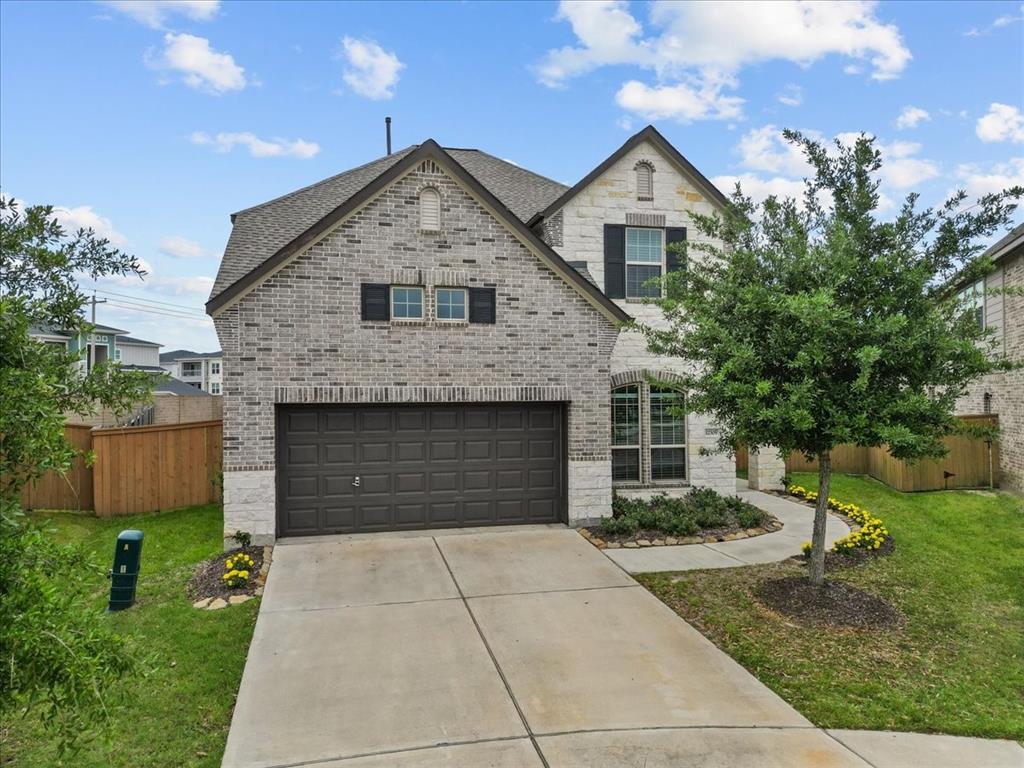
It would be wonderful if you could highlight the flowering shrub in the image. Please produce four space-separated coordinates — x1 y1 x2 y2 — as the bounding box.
786 484 891 553
801 540 813 557
223 552 255 588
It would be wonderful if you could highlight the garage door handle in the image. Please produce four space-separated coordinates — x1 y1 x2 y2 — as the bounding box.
352 476 360 487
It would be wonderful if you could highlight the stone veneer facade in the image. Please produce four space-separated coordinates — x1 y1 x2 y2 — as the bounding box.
214 158 619 543
956 246 1023 495
538 140 736 496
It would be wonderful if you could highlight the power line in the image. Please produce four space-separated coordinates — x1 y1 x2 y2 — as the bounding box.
106 301 212 322
90 287 206 312
102 294 206 317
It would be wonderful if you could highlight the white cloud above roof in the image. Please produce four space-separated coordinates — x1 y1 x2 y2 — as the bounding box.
895 105 930 130
159 235 210 259
148 32 246 94
976 103 1024 144
53 204 128 246
100 0 219 29
339 37 403 100
190 131 320 158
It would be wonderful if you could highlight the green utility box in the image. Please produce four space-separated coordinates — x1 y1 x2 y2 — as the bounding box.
108 529 144 611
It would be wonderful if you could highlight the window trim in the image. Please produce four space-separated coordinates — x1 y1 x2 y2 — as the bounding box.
390 285 425 321
435 286 468 323
624 226 665 300
611 380 689 487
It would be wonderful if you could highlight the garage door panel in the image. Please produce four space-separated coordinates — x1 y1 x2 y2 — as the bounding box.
278 403 564 536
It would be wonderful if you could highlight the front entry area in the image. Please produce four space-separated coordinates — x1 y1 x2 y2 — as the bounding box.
276 402 565 536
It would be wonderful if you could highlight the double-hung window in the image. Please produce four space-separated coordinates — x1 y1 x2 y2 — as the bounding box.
435 288 467 321
649 387 687 481
625 227 663 299
211 361 220 375
391 286 424 320
957 279 985 332
611 385 641 482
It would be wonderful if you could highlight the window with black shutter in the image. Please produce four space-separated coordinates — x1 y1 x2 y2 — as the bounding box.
468 287 496 324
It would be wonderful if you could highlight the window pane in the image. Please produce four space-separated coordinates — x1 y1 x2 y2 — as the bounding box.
626 228 663 263
651 448 686 481
612 449 640 482
436 288 466 320
612 385 639 446
392 287 423 319
626 264 662 298
650 388 685 445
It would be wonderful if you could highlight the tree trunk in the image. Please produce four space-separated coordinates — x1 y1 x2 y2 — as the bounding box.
808 451 832 586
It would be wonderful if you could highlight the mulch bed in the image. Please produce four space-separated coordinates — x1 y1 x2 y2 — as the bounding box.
187 546 265 601
583 516 782 548
801 537 896 570
756 575 904 629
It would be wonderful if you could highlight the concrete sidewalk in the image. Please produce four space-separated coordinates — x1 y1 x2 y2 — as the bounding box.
222 526 1023 768
604 488 850 573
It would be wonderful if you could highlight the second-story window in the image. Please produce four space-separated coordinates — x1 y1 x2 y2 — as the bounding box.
636 162 654 200
957 279 985 332
436 288 467 321
211 361 220 375
419 187 441 231
625 227 663 299
391 286 424 320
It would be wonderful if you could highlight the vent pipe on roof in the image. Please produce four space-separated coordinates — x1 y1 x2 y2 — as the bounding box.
385 116 392 155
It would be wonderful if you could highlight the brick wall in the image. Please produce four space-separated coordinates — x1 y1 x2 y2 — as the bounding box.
957 248 1023 494
154 395 223 425
214 158 620 541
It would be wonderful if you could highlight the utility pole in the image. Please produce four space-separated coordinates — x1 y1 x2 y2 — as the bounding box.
89 291 107 372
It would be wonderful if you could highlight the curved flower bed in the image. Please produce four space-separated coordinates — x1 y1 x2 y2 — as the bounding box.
787 484 892 556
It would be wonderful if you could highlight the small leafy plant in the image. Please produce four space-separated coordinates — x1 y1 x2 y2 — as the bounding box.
231 530 252 549
599 488 768 538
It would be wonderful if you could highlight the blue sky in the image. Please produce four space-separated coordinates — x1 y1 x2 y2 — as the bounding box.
2 0 1022 351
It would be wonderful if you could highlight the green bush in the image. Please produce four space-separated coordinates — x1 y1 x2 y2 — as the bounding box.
600 488 766 538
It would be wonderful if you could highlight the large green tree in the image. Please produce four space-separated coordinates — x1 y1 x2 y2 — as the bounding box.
1 198 152 748
644 132 1020 585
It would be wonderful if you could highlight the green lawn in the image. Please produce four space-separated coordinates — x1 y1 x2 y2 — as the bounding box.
2 505 257 767
639 473 1024 740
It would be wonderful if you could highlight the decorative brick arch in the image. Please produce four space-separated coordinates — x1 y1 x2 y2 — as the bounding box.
610 369 685 389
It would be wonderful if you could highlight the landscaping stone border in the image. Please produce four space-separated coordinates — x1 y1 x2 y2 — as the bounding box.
192 545 273 610
579 517 783 550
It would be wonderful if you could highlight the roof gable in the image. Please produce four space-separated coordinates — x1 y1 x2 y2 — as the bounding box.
205 141 629 324
526 125 731 228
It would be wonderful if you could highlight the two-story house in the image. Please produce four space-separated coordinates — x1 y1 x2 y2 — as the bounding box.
30 323 163 373
956 223 1023 494
160 350 224 394
207 126 742 545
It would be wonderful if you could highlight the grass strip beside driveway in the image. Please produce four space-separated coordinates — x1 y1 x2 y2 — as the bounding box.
2 505 256 768
638 473 1024 740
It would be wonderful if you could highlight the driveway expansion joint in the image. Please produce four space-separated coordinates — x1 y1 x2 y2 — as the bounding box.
431 536 552 768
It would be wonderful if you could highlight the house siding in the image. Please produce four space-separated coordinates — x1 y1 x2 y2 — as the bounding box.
214 159 618 543
956 248 1024 494
541 140 735 495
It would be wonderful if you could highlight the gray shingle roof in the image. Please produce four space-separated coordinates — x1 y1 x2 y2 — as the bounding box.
116 335 161 347
155 377 212 396
209 145 568 301
160 349 222 362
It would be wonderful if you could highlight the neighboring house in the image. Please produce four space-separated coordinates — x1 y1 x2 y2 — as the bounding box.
207 125 737 544
956 223 1024 494
160 350 224 394
115 334 163 372
30 322 130 372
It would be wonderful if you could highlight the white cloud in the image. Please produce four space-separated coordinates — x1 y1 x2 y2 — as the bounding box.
952 158 1024 201
615 78 743 123
895 105 930 130
159 235 209 259
776 84 803 107
736 124 816 176
100 1 219 29
711 173 808 206
148 33 246 94
53 205 128 246
874 140 940 188
339 37 403 100
191 131 320 159
537 1 910 122
976 103 1024 143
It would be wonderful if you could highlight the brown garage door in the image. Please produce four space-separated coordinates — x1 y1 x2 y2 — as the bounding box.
277 403 565 536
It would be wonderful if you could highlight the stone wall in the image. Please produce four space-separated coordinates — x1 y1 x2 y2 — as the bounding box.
544 138 734 495
956 249 1023 494
213 157 620 542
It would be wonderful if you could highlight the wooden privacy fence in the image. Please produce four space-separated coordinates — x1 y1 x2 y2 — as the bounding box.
18 420 223 516
19 425 95 511
737 416 1000 492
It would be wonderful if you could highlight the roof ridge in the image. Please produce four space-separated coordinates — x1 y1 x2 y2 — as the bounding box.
231 145 420 219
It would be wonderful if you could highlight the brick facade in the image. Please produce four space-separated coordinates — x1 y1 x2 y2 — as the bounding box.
214 159 619 542
540 140 735 495
956 248 1023 494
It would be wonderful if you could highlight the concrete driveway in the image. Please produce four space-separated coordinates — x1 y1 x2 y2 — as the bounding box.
221 527 1007 768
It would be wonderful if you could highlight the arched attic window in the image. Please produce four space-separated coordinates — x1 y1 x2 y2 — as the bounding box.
419 187 441 231
635 162 654 200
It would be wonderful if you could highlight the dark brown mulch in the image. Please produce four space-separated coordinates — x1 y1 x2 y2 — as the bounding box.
756 576 904 629
187 546 265 601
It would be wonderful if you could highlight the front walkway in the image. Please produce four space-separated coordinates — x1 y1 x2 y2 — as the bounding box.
604 487 850 573
221 526 1023 767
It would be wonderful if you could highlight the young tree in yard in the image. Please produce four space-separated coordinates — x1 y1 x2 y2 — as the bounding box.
0 197 152 749
644 132 1021 586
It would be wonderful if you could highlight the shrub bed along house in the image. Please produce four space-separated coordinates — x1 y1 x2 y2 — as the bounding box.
583 488 776 548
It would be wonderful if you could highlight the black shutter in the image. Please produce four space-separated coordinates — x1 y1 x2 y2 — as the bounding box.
361 283 390 321
469 287 496 324
665 227 687 273
604 224 626 298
